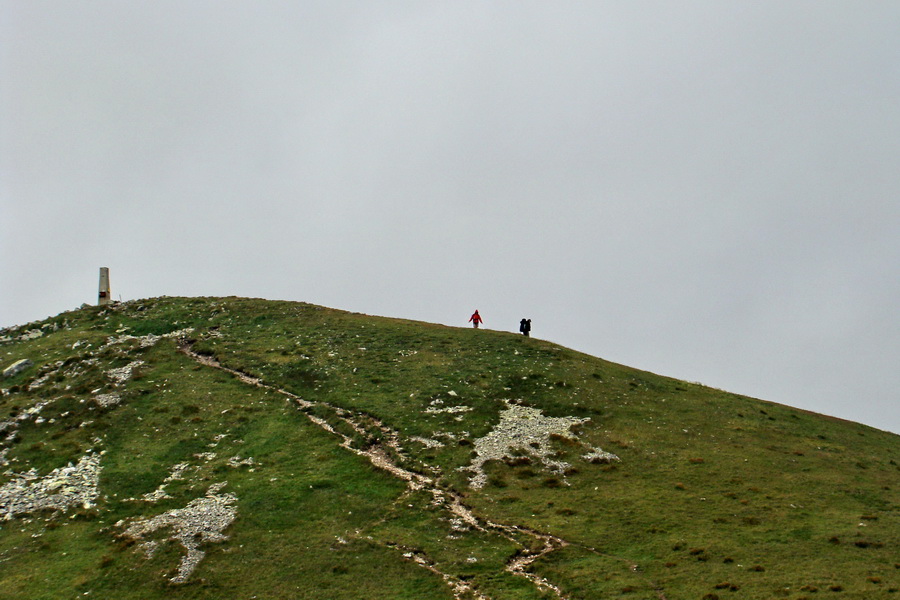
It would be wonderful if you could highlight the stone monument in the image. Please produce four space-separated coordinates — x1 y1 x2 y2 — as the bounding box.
98 267 111 306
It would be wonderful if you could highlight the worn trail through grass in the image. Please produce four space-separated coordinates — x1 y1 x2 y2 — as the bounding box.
177 338 658 600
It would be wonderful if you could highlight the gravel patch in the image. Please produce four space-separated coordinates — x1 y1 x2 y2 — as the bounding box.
464 400 619 488
120 482 237 584
165 463 192 482
410 436 445 449
93 392 122 408
0 452 103 520
0 398 56 434
106 361 144 384
227 455 256 468
141 487 174 502
126 462 195 504
582 449 619 464
26 373 51 390
425 405 473 414
102 328 195 350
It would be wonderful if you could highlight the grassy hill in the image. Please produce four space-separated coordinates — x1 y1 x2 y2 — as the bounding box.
1 296 898 599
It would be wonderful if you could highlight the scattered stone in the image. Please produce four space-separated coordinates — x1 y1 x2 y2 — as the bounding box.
140 539 160 558
27 373 52 390
27 399 55 416
120 483 238 583
102 328 195 350
141 488 173 502
463 400 618 488
165 463 192 482
3 359 33 378
432 430 469 442
93 393 122 408
449 516 470 534
582 449 620 464
425 405 473 415
106 361 144 384
227 456 255 468
135 463 194 503
0 398 58 443
0 452 103 520
410 436 445 449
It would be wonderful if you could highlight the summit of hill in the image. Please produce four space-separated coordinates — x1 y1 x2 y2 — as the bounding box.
1 296 898 599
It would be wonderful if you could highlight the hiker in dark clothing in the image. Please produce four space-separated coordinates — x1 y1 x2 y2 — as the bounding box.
519 318 531 337
469 310 483 329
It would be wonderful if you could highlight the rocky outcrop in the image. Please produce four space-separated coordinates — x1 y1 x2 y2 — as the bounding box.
3 359 33 378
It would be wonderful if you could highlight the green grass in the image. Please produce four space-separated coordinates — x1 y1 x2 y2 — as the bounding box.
1 296 898 599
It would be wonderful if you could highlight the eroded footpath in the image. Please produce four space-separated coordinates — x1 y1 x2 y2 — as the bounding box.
178 340 665 600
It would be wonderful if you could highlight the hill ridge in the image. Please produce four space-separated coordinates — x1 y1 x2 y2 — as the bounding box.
1 296 898 599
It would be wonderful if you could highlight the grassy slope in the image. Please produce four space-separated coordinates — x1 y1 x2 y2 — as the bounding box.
0 296 897 600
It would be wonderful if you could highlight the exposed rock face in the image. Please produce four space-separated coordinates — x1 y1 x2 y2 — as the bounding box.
0 452 103 520
3 359 33 378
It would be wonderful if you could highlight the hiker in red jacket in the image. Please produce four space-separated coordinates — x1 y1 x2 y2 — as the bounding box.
469 310 483 329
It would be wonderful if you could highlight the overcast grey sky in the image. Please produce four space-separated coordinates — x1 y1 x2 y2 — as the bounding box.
2 2 899 434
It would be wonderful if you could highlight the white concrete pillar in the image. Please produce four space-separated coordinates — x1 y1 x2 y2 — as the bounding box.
98 267 111 306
